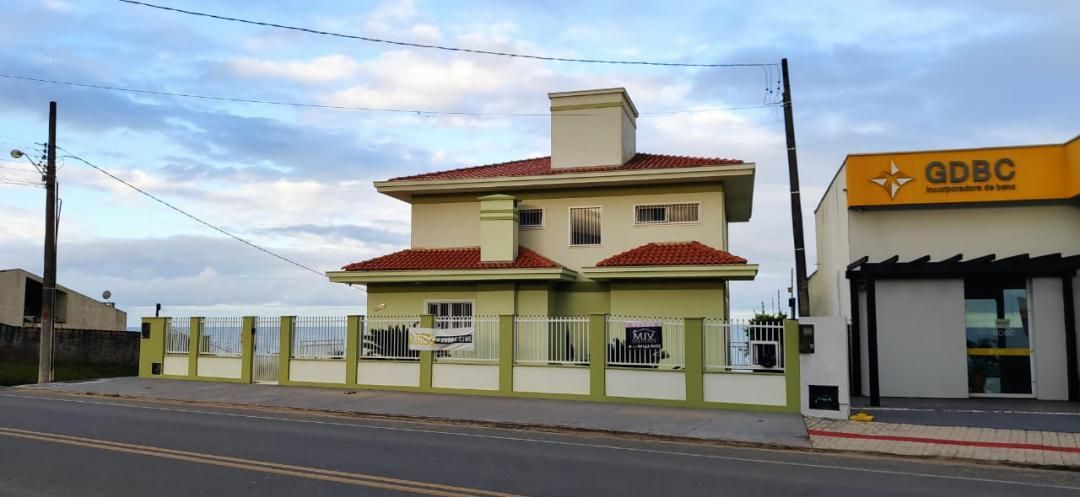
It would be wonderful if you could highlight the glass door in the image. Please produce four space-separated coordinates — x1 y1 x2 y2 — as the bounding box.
965 280 1033 397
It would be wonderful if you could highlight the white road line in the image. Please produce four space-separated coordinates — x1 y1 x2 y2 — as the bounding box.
2 392 1078 492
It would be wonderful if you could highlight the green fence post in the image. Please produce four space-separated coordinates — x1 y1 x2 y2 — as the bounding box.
346 315 362 386
241 316 256 384
188 317 202 378
279 316 294 385
784 319 801 413
684 317 705 405
588 313 607 400
138 317 166 378
498 314 515 395
419 314 434 391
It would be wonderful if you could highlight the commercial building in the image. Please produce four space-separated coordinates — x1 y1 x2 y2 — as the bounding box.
809 137 1079 405
0 268 127 331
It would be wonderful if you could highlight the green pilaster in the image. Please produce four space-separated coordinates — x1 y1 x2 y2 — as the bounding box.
588 313 607 399
241 316 256 384
684 317 704 404
419 314 434 390
783 319 801 412
279 316 294 384
138 317 166 377
346 315 363 386
498 314 515 394
187 317 202 378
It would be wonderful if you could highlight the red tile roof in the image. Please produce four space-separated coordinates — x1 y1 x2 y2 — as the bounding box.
388 153 743 182
342 246 561 271
595 241 748 267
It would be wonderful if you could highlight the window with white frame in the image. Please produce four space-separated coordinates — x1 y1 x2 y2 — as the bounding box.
426 301 473 328
519 208 543 228
635 203 700 225
569 207 602 246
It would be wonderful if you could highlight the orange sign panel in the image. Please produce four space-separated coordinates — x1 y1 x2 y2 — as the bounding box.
845 140 1079 208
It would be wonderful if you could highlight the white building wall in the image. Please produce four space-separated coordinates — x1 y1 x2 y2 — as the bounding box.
875 280 968 398
704 373 786 406
513 366 589 395
809 166 851 318
197 357 242 379
1031 278 1069 400
163 355 188 376
605 369 685 400
289 359 347 384
357 362 420 387
432 363 499 391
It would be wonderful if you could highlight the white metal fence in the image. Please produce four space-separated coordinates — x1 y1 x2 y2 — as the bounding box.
606 316 685 369
704 319 785 372
362 315 421 361
292 316 347 359
435 315 499 363
254 316 281 383
165 317 191 355
514 316 589 366
199 317 243 357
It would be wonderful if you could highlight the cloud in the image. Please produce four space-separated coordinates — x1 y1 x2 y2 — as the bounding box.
228 54 363 84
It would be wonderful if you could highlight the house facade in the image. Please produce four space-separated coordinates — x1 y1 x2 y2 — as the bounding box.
809 137 1080 405
327 88 758 319
0 268 127 331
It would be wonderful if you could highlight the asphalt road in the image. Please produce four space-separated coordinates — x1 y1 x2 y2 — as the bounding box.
1 390 1078 497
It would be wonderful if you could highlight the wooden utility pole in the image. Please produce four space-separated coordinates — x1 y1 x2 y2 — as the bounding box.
781 59 811 318
38 101 58 384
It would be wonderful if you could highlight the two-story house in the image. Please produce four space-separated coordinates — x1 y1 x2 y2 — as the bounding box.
328 88 759 320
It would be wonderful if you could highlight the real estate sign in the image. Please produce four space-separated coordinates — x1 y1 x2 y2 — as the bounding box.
408 327 475 351
625 321 662 350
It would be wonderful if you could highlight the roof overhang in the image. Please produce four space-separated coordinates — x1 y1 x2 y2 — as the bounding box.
846 253 1080 281
375 164 757 222
581 264 759 281
327 267 578 284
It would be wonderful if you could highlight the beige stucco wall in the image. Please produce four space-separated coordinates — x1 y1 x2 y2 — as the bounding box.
0 269 126 330
848 204 1080 262
809 166 850 318
367 282 552 316
411 183 729 273
609 281 726 318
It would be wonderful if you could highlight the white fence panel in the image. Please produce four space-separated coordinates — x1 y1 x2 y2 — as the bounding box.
165 317 190 355
513 316 589 366
362 316 421 361
606 316 685 369
704 319 785 372
292 316 346 359
434 315 499 363
199 317 243 357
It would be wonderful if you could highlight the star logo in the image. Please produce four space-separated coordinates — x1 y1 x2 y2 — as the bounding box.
870 160 914 199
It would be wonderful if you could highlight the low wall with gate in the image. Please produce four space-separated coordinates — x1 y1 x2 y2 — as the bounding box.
139 314 800 413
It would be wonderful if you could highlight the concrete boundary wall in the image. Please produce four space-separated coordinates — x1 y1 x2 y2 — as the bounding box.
139 317 801 413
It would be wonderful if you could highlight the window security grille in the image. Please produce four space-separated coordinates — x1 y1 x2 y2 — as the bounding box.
519 208 543 228
427 302 473 328
634 203 699 224
570 207 602 246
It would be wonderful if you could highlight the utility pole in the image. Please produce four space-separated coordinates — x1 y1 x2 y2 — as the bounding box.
38 101 58 384
781 58 810 318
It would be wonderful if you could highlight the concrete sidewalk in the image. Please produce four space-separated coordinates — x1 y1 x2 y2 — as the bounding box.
19 377 812 448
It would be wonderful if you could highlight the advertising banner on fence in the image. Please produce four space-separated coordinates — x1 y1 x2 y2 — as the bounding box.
408 327 475 351
625 321 663 350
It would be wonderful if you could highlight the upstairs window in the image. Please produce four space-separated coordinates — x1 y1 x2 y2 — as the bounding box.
570 207 602 246
635 203 700 225
519 208 544 228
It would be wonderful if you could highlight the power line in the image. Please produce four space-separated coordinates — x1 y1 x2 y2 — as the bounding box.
56 146 348 287
119 0 773 69
0 73 780 117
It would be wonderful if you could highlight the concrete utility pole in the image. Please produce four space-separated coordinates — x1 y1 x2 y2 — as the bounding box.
38 101 58 384
781 59 811 318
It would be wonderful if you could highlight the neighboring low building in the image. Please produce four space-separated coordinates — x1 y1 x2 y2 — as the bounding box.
809 136 1080 404
327 87 759 319
0 268 127 331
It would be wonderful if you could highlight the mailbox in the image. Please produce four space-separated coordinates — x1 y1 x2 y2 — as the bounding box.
799 323 815 353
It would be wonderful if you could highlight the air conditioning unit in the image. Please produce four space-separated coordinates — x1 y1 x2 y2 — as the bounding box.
749 340 781 370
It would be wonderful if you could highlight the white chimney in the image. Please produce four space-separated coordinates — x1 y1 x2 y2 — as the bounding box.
549 88 638 169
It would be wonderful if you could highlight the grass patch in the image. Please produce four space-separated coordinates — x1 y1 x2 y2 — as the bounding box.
0 361 136 386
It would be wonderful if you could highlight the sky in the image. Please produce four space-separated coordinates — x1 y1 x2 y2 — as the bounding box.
0 0 1077 327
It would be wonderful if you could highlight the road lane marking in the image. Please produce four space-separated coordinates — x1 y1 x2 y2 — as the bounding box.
0 426 523 497
3 392 1080 492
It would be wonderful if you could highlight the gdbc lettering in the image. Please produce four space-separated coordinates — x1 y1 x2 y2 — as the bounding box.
924 158 1016 194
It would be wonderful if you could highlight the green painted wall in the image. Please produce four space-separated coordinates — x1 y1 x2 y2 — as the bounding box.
515 283 552 315
551 281 610 315
609 281 726 318
138 317 166 378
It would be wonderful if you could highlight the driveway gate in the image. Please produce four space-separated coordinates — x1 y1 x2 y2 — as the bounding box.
253 317 280 383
